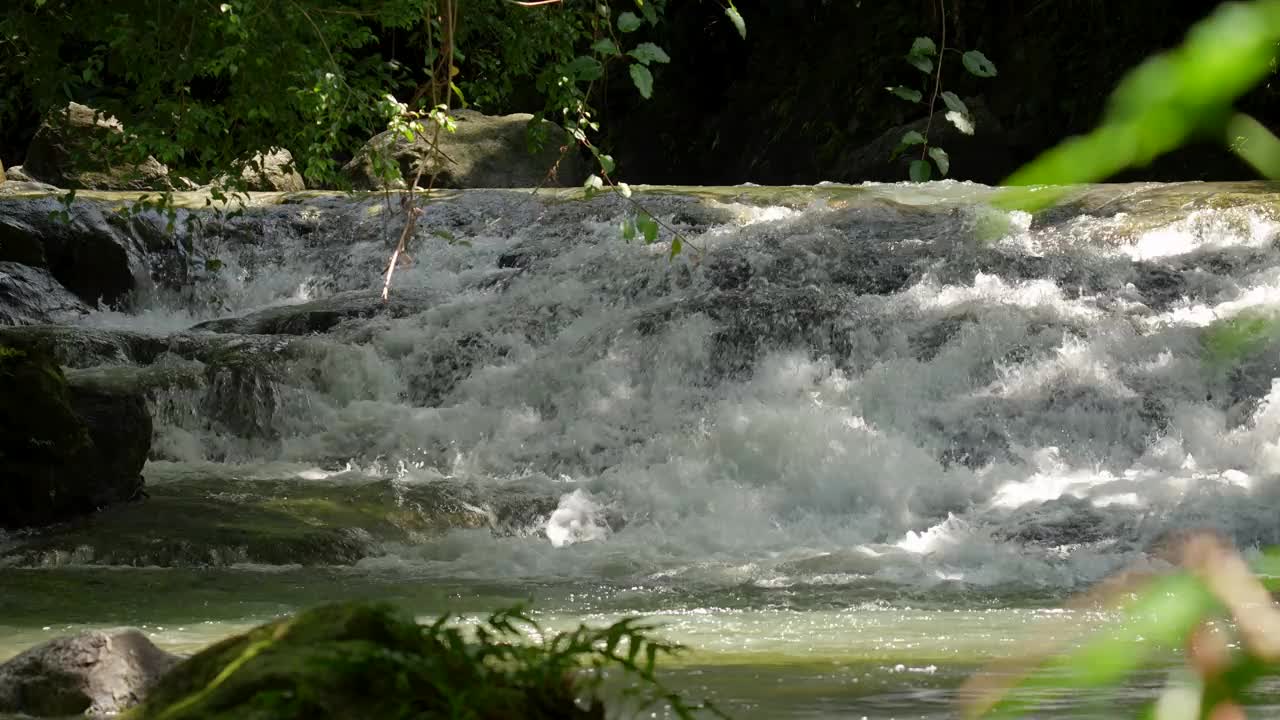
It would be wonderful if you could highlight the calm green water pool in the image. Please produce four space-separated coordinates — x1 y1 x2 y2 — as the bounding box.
4 567 1275 719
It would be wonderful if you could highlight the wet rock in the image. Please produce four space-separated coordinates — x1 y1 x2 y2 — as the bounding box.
128 602 604 720
0 628 180 717
0 325 168 368
0 345 150 530
23 103 172 191
344 109 588 190
67 379 153 505
0 197 150 306
0 262 90 326
193 289 439 335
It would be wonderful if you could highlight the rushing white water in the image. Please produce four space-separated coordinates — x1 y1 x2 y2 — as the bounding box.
15 181 1280 595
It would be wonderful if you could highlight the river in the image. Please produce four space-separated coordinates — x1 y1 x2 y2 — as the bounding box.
4 181 1280 717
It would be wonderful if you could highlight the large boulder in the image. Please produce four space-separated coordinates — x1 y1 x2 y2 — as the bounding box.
23 103 172 191
0 198 150 306
0 262 90 326
343 109 589 190
232 148 306 192
0 345 151 530
126 602 604 720
0 629 179 717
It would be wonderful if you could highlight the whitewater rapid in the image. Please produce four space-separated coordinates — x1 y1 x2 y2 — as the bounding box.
29 181 1280 592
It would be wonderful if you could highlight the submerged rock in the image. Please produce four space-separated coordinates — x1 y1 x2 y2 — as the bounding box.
125 602 603 720
23 103 172 191
344 109 588 190
0 628 179 717
0 345 150 530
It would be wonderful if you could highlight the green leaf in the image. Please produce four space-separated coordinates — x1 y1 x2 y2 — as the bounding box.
725 3 746 39
907 54 934 74
628 43 671 65
629 64 654 99
911 37 938 56
591 38 620 56
888 86 923 103
637 213 659 243
900 130 926 146
909 159 932 182
598 154 616 175
670 235 683 258
928 146 950 176
622 217 637 242
566 55 604 82
641 3 659 25
940 91 968 116
982 573 1220 719
618 11 643 32
906 38 937 74
962 50 998 77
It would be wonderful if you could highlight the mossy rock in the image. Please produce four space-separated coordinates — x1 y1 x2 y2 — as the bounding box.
0 345 94 529
123 602 601 720
1 477 497 567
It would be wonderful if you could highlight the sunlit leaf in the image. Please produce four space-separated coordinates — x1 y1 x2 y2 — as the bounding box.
946 110 975 135
637 213 659 243
725 3 746 39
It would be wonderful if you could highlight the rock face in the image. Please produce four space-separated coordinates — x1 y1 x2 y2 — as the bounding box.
834 96 1011 184
0 628 180 717
344 109 588 190
0 262 90 326
23 103 172 191
127 603 603 720
234 147 306 192
5 165 32 183
0 345 151 530
0 198 150 307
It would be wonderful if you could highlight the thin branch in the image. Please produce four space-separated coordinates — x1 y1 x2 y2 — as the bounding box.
921 0 947 161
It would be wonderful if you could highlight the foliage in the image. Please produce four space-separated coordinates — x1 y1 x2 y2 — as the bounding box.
0 0 719 192
997 0 1280 209
963 535 1280 720
124 601 723 720
885 0 997 181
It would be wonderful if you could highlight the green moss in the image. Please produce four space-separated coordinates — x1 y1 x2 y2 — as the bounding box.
1202 310 1280 369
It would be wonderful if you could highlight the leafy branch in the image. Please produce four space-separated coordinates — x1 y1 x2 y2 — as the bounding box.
886 0 997 181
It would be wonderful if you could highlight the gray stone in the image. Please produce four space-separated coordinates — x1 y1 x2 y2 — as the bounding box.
24 103 172 191
233 147 306 191
0 262 89 326
344 109 588 190
5 165 32 183
0 628 180 716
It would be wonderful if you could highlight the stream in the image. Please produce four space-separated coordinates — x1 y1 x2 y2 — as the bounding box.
5 181 1280 717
